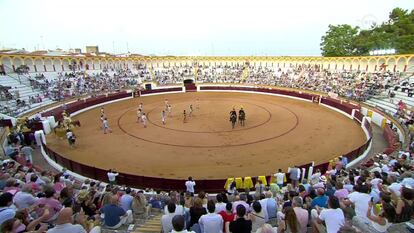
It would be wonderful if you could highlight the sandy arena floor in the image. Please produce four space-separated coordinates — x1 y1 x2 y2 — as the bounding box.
46 92 366 179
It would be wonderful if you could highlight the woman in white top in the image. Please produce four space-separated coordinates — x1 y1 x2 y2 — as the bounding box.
352 193 394 233
249 201 266 232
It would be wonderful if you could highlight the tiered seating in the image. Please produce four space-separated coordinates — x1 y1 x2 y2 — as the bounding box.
364 75 414 115
0 74 54 116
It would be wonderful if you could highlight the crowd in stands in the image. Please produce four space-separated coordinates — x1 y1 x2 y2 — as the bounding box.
4 126 414 233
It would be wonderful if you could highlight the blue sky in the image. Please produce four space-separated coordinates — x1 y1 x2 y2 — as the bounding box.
0 0 413 56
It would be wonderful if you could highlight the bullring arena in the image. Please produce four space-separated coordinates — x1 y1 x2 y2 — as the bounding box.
46 91 366 180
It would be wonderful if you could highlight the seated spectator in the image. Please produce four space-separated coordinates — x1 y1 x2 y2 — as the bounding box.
47 207 100 233
172 215 195 233
312 196 345 233
215 194 226 213
120 187 133 211
311 188 328 208
189 197 207 228
100 195 133 229
278 206 300 233
0 193 16 226
249 201 266 232
218 202 235 232
162 202 176 233
343 183 371 224
256 223 277 233
292 196 308 233
35 186 63 222
229 205 251 233
352 192 394 233
392 185 414 223
13 183 37 210
199 200 223 233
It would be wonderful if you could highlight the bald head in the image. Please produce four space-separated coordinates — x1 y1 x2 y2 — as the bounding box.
110 195 119 205
22 183 33 193
56 208 73 224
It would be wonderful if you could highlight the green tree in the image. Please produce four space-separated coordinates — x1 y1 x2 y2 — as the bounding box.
320 7 414 56
320 24 359 56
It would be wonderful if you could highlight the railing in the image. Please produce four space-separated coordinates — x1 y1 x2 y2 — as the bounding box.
40 86 372 192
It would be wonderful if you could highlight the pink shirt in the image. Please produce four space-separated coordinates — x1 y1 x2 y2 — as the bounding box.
334 189 349 200
294 207 309 233
35 198 63 222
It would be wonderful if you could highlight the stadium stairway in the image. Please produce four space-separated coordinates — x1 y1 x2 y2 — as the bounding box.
0 74 55 116
132 212 162 233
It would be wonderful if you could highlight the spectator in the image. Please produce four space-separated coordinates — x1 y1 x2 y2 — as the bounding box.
172 215 195 233
161 202 176 233
199 200 223 233
312 196 345 233
100 195 133 229
278 206 300 233
0 193 16 225
186 177 196 196
120 187 133 211
218 202 235 232
249 201 266 232
215 194 226 213
274 169 285 188
189 197 207 228
13 183 37 210
292 196 308 233
229 205 252 233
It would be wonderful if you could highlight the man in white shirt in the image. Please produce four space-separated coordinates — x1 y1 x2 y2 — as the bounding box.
312 196 345 233
274 169 285 188
199 200 223 233
344 184 371 223
185 176 196 195
214 194 226 214
107 169 119 186
161 203 176 233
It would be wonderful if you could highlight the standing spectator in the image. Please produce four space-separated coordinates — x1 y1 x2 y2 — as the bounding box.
255 180 265 198
20 144 34 163
312 196 345 233
229 205 252 233
274 169 285 188
288 166 301 188
185 177 196 196
199 200 223 233
107 169 118 186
